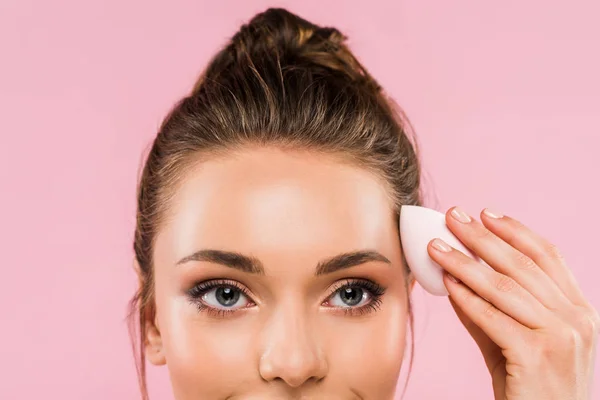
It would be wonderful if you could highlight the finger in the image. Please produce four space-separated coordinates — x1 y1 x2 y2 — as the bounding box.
480 209 587 305
448 296 505 376
429 238 550 329
442 271 529 350
445 206 571 311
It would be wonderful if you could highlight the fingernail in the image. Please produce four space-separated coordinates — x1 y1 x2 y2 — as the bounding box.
432 238 452 252
483 208 504 219
451 206 472 223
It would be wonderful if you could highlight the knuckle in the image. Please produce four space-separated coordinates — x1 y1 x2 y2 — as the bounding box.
547 318 594 352
494 274 518 293
482 303 498 318
536 326 577 358
558 324 579 344
574 306 600 341
460 290 474 306
543 242 565 262
514 251 538 271
525 324 584 367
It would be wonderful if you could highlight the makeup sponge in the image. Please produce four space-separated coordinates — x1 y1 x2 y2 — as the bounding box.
399 205 482 296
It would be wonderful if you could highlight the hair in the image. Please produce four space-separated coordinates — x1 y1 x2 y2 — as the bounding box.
127 7 431 400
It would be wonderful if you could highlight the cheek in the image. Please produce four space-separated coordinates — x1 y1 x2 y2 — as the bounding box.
156 295 259 399
325 298 408 396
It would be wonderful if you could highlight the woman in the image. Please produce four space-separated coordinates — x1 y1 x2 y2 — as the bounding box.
127 7 599 400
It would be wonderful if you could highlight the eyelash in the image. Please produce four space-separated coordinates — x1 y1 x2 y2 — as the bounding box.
186 278 387 318
187 279 252 318
326 278 386 317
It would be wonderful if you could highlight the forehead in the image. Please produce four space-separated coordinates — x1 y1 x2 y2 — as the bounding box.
155 147 398 269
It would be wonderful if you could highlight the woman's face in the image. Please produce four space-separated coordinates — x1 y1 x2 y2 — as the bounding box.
146 147 414 400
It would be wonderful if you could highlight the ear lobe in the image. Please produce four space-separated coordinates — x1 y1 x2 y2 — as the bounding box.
133 258 166 365
145 316 166 366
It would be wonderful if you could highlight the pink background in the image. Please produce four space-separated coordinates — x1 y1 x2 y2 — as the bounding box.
1 0 599 399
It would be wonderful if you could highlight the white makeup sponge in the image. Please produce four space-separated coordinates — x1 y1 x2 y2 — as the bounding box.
399 205 482 296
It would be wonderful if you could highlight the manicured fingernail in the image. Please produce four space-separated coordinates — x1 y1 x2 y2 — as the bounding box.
483 208 504 219
451 206 472 223
432 238 452 252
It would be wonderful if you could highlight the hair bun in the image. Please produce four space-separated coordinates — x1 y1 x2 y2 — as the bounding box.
231 8 337 57
204 8 379 90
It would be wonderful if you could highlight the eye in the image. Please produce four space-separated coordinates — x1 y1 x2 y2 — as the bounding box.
323 278 386 313
187 279 254 313
329 285 371 307
202 285 251 310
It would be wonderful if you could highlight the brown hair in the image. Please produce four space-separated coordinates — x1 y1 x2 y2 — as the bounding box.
127 7 430 400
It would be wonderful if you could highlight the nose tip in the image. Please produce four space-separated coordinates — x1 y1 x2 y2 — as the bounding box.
259 349 327 388
259 305 328 388
285 373 321 389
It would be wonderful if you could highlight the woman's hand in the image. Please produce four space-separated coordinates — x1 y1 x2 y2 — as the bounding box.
427 206 599 400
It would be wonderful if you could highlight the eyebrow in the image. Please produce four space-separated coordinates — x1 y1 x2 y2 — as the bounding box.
176 249 392 276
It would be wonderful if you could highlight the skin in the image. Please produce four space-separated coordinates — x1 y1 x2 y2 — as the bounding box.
428 207 599 399
143 147 416 400
140 145 600 399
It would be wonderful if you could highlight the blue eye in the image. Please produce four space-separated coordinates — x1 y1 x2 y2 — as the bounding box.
187 278 387 318
187 279 255 317
329 286 370 307
324 279 387 316
202 285 250 309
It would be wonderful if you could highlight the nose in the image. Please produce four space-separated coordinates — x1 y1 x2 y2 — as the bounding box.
259 306 328 388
